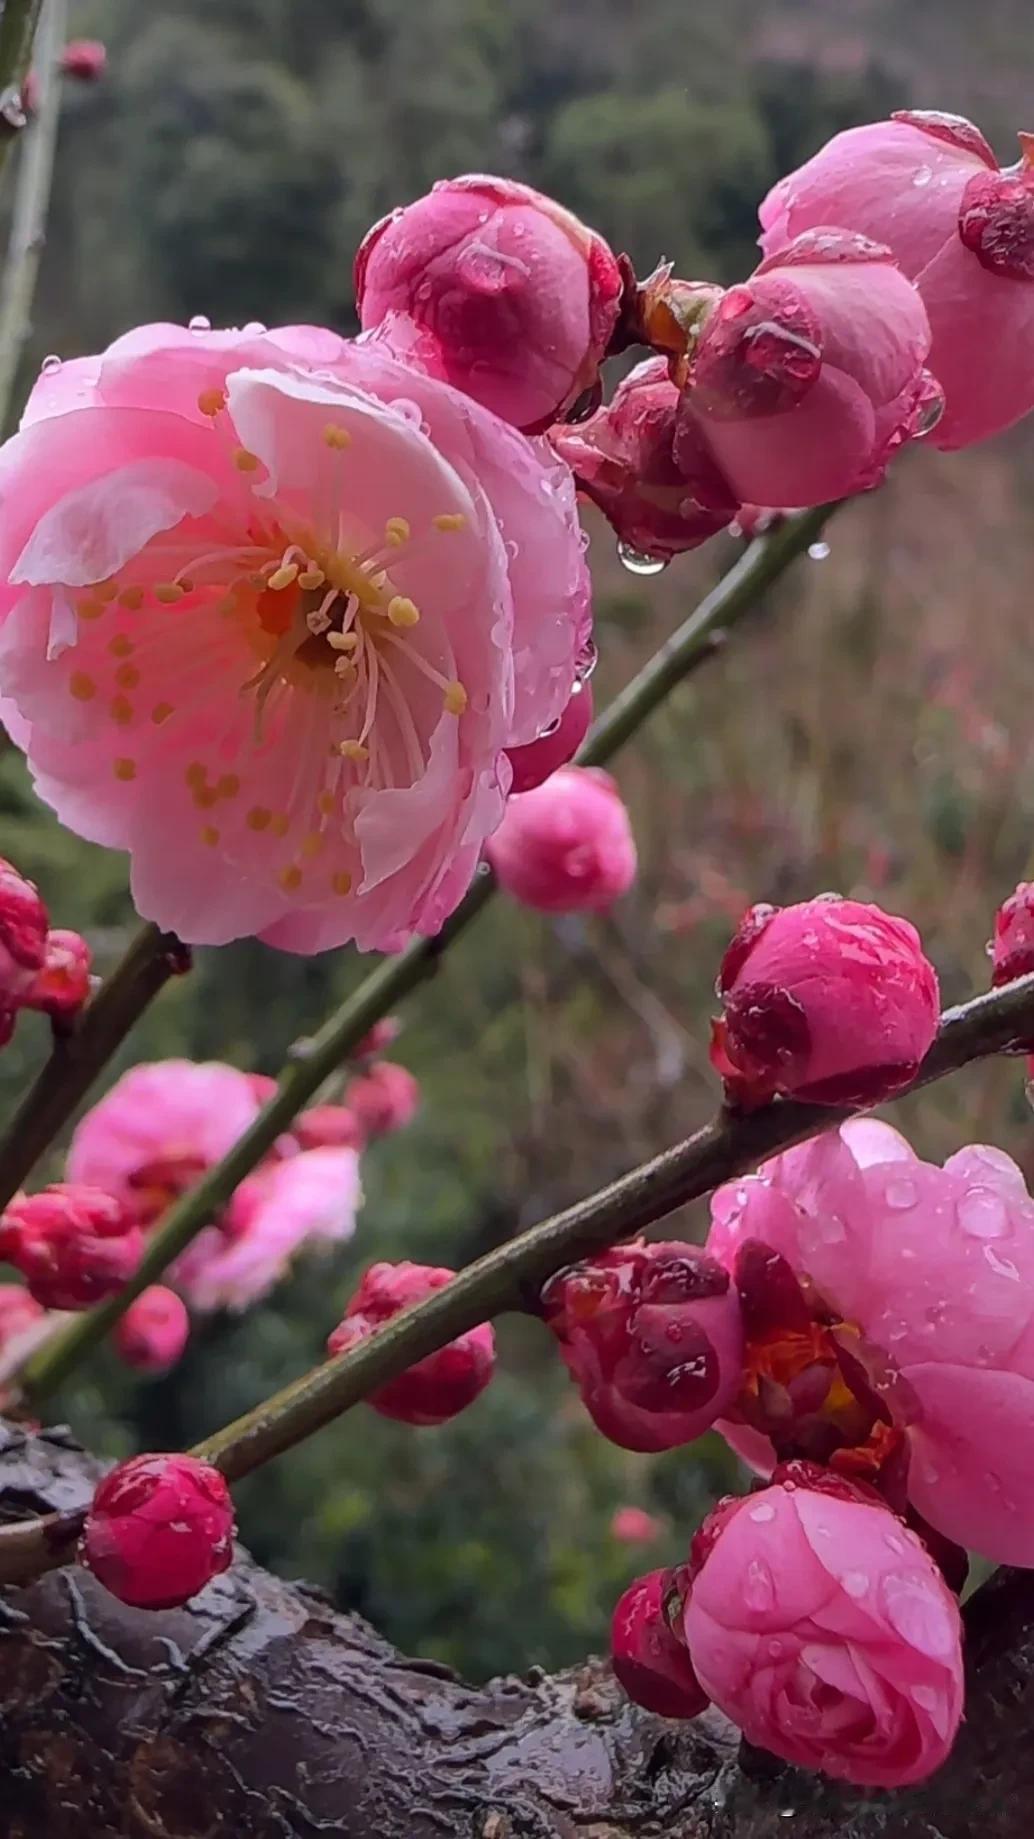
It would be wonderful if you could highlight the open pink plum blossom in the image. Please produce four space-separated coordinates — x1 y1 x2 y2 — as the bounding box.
676 231 936 508
708 1121 1034 1564
487 765 637 913
0 323 590 953
759 112 1034 451
711 896 940 1107
356 176 624 433
683 1474 964 1787
551 358 738 561
67 1059 263 1224
172 1145 362 1313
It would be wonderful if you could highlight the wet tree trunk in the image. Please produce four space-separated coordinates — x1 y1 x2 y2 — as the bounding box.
2 1424 1033 1839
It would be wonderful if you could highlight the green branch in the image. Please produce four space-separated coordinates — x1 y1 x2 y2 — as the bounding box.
0 0 43 172
19 505 834 1404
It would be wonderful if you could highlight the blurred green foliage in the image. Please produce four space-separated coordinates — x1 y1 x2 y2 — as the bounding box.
2 0 1034 1684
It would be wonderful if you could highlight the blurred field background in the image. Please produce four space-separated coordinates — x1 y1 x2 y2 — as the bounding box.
2 0 1034 1679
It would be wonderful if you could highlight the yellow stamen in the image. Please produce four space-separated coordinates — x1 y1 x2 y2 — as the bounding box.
185 762 208 789
323 423 351 450
200 825 220 848
217 773 241 800
233 447 261 472
94 580 119 603
278 865 303 892
76 597 104 621
155 583 184 604
332 871 353 896
69 671 96 702
298 568 325 590
110 695 134 727
198 387 227 417
151 702 174 725
327 630 359 652
113 758 136 782
334 657 358 680
387 595 420 628
118 587 145 611
301 832 324 859
385 516 410 546
267 562 299 592
115 664 141 690
433 512 467 533
338 740 369 763
194 786 219 810
247 806 272 832
109 634 134 657
271 813 290 838
443 679 468 716
318 791 336 817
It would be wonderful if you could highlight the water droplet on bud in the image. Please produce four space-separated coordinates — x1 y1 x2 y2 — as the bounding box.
242 321 267 335
808 540 831 562
913 164 934 188
40 353 61 375
617 541 668 577
188 314 212 333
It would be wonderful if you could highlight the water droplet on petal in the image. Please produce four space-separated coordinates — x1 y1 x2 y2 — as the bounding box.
983 1245 1020 1280
242 320 267 335
884 1534 905 1554
749 1501 776 1523
808 540 831 561
617 540 668 577
40 353 61 374
188 314 212 333
914 379 947 437
958 1189 1010 1240
744 1558 776 1612
842 1571 869 1599
913 164 934 187
576 638 599 683
886 1178 919 1211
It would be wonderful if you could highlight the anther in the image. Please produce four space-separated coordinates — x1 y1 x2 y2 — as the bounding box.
267 562 299 592
443 680 468 716
113 758 136 781
323 423 351 450
327 630 359 652
118 587 145 611
200 825 220 848
338 740 369 762
385 516 411 546
278 865 303 892
298 568 325 590
155 583 184 604
433 513 467 532
387 595 420 628
69 672 96 701
233 447 261 472
332 871 353 896
198 387 227 417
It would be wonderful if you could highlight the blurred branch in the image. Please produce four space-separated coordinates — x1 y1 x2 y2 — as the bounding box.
17 506 834 1402
0 924 189 1213
0 0 64 431
0 0 42 161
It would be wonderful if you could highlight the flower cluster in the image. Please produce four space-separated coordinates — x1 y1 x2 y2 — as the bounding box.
0 855 91 1047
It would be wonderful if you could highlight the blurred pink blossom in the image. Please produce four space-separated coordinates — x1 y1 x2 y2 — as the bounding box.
346 1061 419 1138
487 766 636 913
114 1285 190 1373
175 1146 361 1313
610 1506 663 1545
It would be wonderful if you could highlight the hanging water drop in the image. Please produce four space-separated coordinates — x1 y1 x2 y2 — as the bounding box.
188 314 212 333
617 540 667 577
808 540 831 562
40 353 61 375
575 638 599 683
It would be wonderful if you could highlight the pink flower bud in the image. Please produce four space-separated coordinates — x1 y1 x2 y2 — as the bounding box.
114 1286 190 1374
355 175 624 432
244 1071 279 1106
345 1061 419 1138
0 856 48 1012
611 1569 709 1718
551 358 737 561
676 232 935 508
0 1282 45 1351
327 1260 495 1425
487 765 636 913
505 682 594 795
0 1183 142 1311
542 1241 744 1452
991 881 1034 986
81 1453 235 1610
711 895 940 1106
353 1017 401 1060
610 1505 663 1545
682 1478 964 1787
759 112 1034 451
291 1102 366 1153
21 927 92 1024
60 39 107 81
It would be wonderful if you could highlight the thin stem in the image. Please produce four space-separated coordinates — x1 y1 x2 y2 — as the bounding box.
0 924 189 1213
192 974 1034 1484
0 0 43 172
20 507 835 1402
0 0 65 432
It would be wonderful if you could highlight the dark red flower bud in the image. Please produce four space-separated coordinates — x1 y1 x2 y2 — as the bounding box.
0 1183 141 1311
991 882 1034 986
0 856 48 1014
81 1453 235 1610
611 1568 708 1718
60 39 107 82
505 682 593 795
21 928 92 1025
542 1241 744 1452
327 1261 495 1426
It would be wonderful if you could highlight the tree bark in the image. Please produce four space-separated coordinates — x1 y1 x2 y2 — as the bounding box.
2 1424 1033 1839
